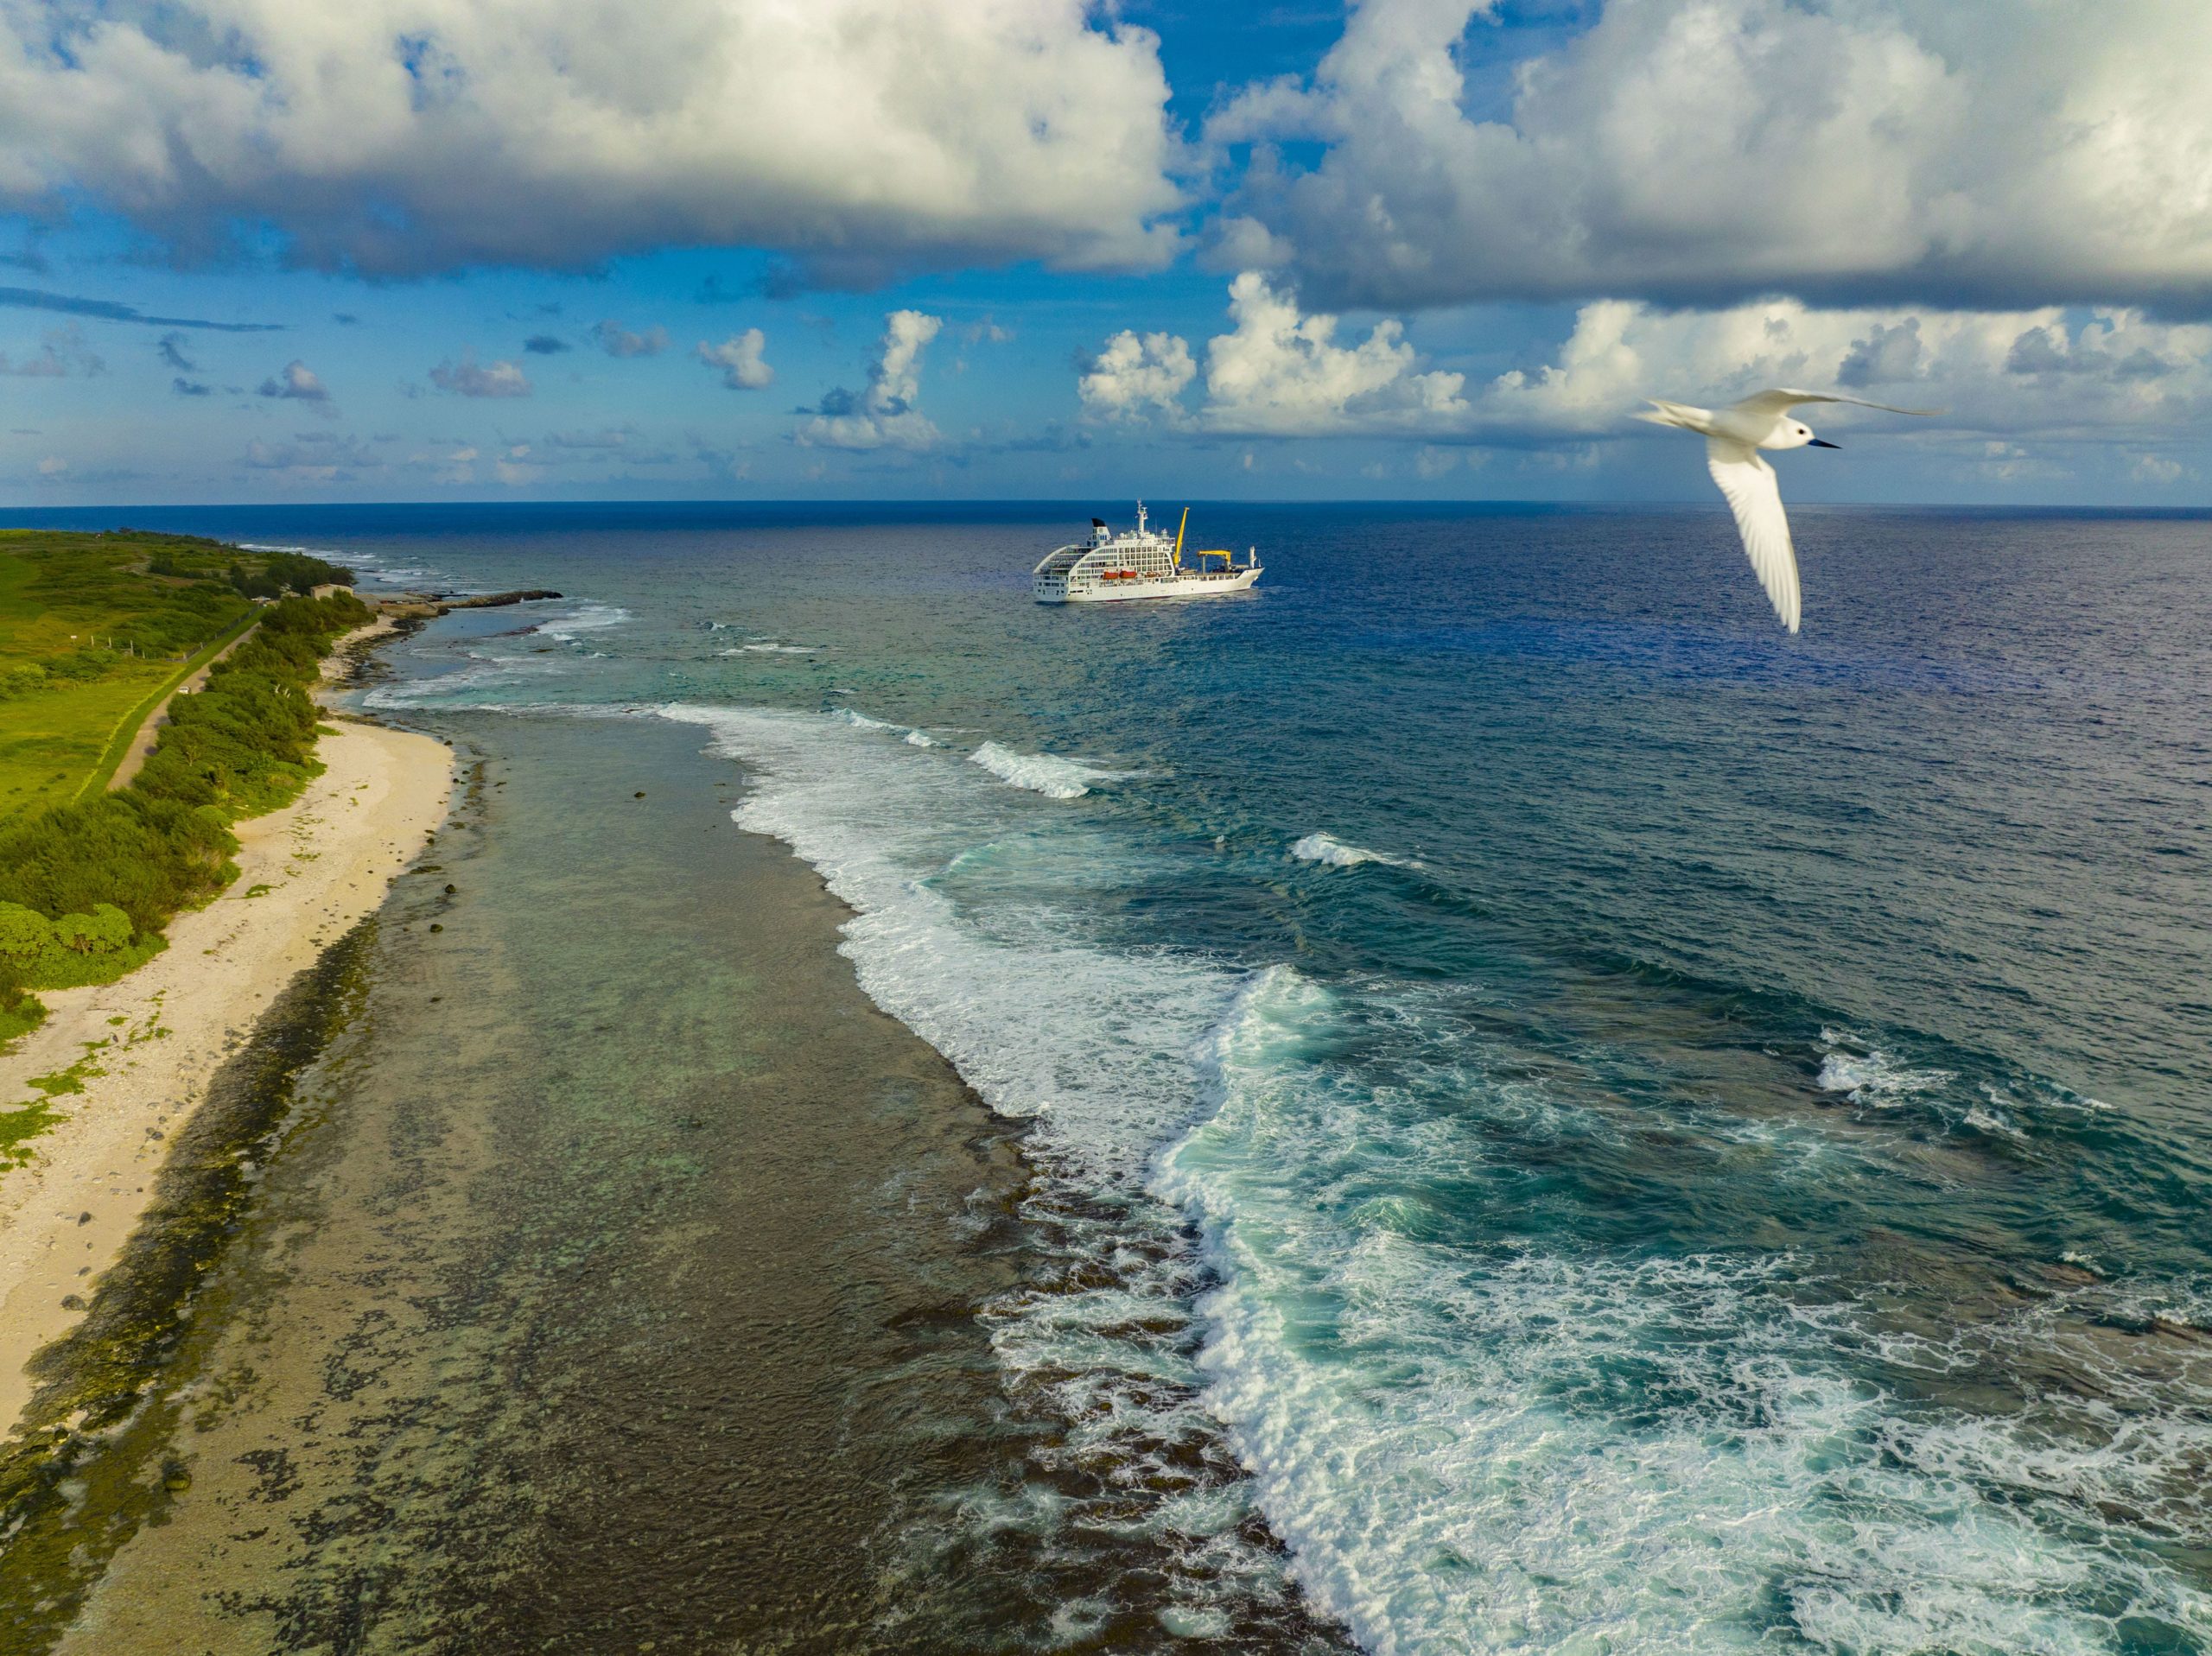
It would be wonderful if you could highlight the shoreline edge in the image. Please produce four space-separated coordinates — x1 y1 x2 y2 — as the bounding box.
0 621 452 1435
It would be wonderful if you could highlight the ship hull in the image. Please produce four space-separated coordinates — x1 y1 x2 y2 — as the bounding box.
1035 569 1260 604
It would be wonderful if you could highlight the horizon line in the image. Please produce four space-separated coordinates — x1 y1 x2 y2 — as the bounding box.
5 498 2209 517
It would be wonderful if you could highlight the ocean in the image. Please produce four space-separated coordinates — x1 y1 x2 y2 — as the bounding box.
10 500 2210 1653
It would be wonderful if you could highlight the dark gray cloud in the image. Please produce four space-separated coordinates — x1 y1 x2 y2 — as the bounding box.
593 320 668 358
1 327 104 377
1840 320 1924 389
524 334 570 355
172 376 211 396
157 331 195 371
0 284 279 331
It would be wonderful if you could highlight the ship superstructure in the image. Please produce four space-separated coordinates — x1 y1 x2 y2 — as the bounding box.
1033 504 1262 604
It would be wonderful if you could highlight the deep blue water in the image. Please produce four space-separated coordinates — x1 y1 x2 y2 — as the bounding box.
26 500 2212 1651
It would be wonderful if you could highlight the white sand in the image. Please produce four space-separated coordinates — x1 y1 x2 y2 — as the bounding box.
0 711 451 1434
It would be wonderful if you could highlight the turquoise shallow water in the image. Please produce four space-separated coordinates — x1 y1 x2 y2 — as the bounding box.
45 500 2212 1652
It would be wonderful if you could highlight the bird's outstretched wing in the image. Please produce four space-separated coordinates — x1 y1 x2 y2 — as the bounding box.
1729 388 1941 419
1706 439 1801 632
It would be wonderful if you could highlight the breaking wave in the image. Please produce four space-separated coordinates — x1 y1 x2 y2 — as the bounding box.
968 741 1123 800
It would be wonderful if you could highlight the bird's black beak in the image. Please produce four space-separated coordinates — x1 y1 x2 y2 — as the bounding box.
1808 438 1840 448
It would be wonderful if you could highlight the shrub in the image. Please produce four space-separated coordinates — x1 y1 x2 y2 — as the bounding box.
52 905 132 955
0 663 47 702
0 903 53 961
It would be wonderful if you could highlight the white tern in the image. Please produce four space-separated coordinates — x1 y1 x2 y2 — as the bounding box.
1637 389 1937 632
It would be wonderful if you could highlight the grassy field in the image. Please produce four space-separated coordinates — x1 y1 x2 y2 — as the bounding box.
2 565 371 1070
0 531 282 823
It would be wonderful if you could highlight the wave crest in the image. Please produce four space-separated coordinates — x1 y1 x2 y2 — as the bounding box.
1288 832 1398 868
969 741 1121 800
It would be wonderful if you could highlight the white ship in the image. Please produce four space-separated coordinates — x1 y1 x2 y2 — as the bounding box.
1033 504 1262 604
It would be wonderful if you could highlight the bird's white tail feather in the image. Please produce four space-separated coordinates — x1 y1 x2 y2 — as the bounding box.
1637 398 1717 434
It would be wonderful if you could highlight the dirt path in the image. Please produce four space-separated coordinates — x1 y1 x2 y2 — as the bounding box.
103 621 260 793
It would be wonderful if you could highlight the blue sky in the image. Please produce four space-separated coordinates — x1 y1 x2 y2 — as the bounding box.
3 1 2209 507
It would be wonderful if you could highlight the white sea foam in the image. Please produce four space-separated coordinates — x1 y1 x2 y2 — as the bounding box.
1156 971 2212 1654
830 707 944 748
361 653 568 708
638 701 2212 1655
1287 832 1399 868
1815 1029 1954 1107
658 702 1289 1617
1963 1102 2025 1139
968 740 1122 800
535 603 630 643
725 641 823 654
659 704 1224 1170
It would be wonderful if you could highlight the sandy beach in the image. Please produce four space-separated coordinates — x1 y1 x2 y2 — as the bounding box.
0 676 449 1435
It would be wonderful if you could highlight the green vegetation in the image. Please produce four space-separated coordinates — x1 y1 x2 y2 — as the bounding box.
74 610 262 802
0 1095 63 1168
0 535 371 1168
0 585 373 1011
0 992 43 1052
142 540 353 601
0 530 353 822
1 1037 109 1164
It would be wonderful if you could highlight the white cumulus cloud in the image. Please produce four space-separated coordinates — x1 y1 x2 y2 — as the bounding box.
1211 0 2212 314
1484 300 2212 439
1083 274 1465 437
1079 330 1196 422
795 310 943 450
0 0 1182 281
429 354 531 398
697 329 774 391
1086 276 2212 454
257 359 329 401
1200 271 1466 435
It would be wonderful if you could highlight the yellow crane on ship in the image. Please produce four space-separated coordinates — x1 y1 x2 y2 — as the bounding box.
1169 507 1241 572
